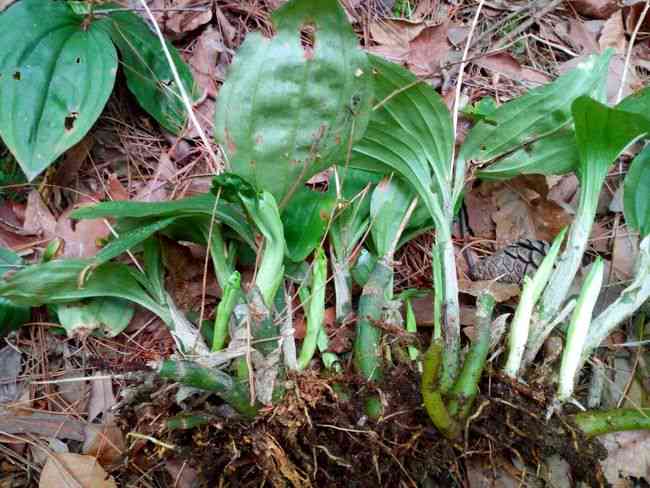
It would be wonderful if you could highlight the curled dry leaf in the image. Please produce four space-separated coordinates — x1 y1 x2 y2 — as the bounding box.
56 205 110 259
83 419 125 466
23 190 56 238
165 0 213 34
40 453 117 488
459 278 520 303
189 26 226 97
612 230 639 281
599 10 626 54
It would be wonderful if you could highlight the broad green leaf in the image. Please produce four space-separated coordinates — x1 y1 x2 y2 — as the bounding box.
56 297 134 338
367 55 454 196
214 0 373 204
477 130 579 180
0 246 22 272
370 177 413 257
573 97 650 190
0 0 117 180
459 51 612 166
0 260 170 323
105 10 197 134
624 145 650 238
71 194 255 248
282 186 336 262
617 86 650 119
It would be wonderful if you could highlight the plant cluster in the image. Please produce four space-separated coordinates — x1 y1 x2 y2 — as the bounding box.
1 0 650 448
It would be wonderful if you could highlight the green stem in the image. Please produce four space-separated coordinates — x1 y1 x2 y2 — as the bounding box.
158 360 257 417
354 256 393 382
421 340 459 438
448 292 495 420
573 408 650 437
212 271 241 352
297 249 327 370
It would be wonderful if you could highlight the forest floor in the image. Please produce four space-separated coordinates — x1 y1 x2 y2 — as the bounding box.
1 0 650 486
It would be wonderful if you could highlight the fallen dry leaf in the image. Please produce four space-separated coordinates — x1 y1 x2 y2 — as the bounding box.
370 18 426 47
135 152 176 202
464 184 497 239
459 278 521 303
83 419 125 466
106 174 129 201
408 23 450 77
600 431 650 485
40 453 117 488
23 190 56 238
0 412 85 441
56 206 110 259
87 373 115 423
190 26 225 97
165 0 212 34
599 10 626 54
567 18 600 54
474 53 551 85
612 230 639 281
569 0 619 19
52 135 94 188
165 457 199 488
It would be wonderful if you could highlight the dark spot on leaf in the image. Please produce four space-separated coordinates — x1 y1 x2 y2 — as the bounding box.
480 144 487 151
76 57 81 64
64 112 79 131
13 71 20 80
300 23 316 60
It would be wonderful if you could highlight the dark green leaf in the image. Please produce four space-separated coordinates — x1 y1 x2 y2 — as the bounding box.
0 247 30 335
624 145 650 238
0 0 117 179
282 186 336 262
477 130 579 180
105 10 197 134
617 86 650 119
459 51 612 166
214 0 373 203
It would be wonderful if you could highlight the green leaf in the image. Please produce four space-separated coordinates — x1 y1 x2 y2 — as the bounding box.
214 0 373 203
572 97 650 187
55 297 134 338
105 10 197 134
0 247 30 336
459 51 612 166
0 0 117 180
283 186 335 262
370 177 413 257
477 130 579 180
0 260 170 323
624 145 650 238
363 55 453 206
71 194 255 248
0 246 22 272
617 86 650 119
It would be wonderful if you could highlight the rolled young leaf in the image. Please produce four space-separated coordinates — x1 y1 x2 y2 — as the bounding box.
297 248 328 370
623 145 650 238
212 271 241 351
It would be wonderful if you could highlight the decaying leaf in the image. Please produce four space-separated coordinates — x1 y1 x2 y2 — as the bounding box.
39 453 117 488
474 53 551 85
83 420 125 466
165 0 212 34
569 0 619 19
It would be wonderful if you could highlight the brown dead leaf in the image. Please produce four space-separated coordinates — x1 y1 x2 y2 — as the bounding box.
612 230 639 281
567 19 600 54
87 373 115 423
600 431 650 485
570 0 619 19
408 23 450 76
52 135 94 188
56 201 110 259
135 152 176 202
600 10 626 54
447 25 469 47
459 278 520 303
215 8 237 46
464 184 497 239
165 457 199 488
370 18 426 46
40 453 117 488
491 183 571 243
589 221 611 253
83 419 125 466
106 174 129 201
474 53 551 85
190 26 225 97
165 0 212 34
0 412 85 441
23 190 56 238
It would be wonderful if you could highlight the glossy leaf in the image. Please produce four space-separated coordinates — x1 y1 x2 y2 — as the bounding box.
105 10 197 134
0 0 117 179
459 51 612 166
283 186 336 262
617 86 650 118
477 130 579 180
56 297 134 338
624 145 650 238
214 0 373 203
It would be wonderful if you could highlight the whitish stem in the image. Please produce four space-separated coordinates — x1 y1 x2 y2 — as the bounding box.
582 236 650 362
438 226 461 393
